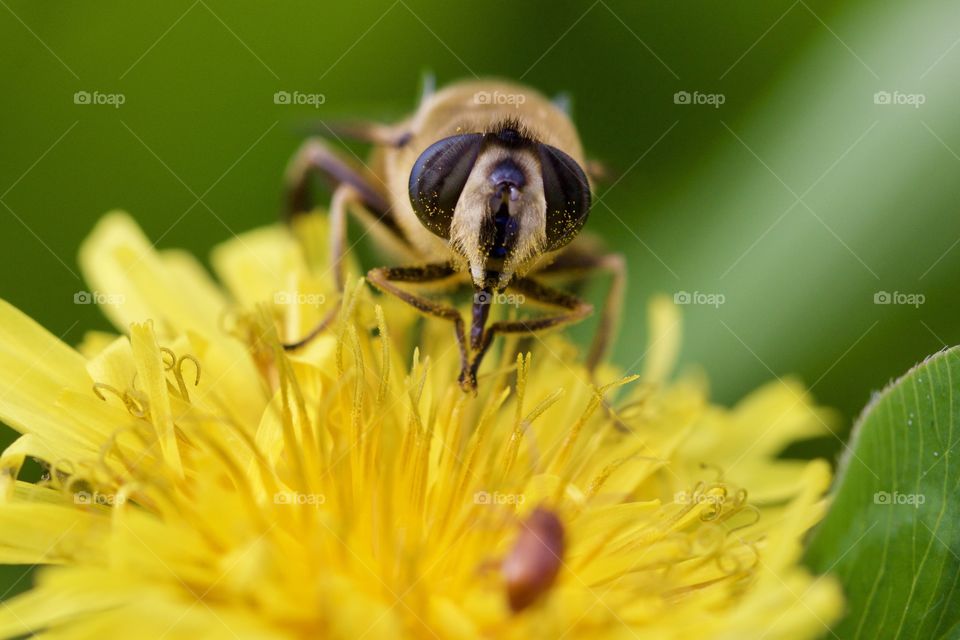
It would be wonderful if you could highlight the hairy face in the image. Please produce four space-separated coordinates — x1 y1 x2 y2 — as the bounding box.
408 126 591 290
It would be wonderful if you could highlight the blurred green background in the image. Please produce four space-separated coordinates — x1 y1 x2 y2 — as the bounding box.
2 0 959 601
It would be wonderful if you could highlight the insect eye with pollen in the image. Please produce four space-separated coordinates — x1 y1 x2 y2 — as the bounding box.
538 143 591 251
408 133 485 238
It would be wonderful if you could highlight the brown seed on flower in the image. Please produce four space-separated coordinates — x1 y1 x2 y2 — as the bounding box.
502 507 565 612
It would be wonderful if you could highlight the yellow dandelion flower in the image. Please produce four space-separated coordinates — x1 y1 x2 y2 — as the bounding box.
0 212 842 639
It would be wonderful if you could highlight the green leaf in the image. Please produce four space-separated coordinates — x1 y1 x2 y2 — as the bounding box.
806 347 960 639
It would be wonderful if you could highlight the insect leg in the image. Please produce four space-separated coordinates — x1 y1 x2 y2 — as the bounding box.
538 249 626 372
281 185 382 350
466 278 593 389
285 181 428 351
366 263 470 388
281 139 415 351
283 136 390 220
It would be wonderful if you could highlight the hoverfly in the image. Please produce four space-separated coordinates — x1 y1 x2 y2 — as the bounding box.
283 78 624 391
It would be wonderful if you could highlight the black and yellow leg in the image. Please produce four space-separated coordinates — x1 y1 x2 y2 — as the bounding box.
539 248 631 430
539 249 626 371
282 185 388 350
365 263 471 387
464 277 593 390
281 138 414 351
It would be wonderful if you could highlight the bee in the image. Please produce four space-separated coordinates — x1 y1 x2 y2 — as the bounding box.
283 78 624 391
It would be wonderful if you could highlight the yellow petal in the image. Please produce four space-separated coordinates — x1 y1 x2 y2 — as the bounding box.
76 330 121 359
129 321 182 474
641 294 682 384
78 212 226 338
0 300 107 457
210 224 303 309
0 503 104 565
0 299 87 388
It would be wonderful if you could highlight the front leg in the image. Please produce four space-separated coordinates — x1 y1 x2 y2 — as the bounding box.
366 263 473 390
367 269 593 392
464 278 593 390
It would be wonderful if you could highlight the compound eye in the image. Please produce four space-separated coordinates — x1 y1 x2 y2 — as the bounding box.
538 144 591 251
408 133 484 238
